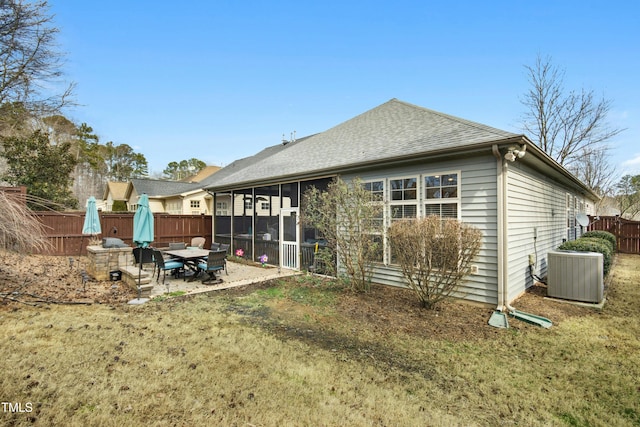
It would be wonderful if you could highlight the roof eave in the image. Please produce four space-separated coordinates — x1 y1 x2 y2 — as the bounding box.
206 137 524 192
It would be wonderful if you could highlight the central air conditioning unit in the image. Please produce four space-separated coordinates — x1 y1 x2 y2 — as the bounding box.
547 250 604 303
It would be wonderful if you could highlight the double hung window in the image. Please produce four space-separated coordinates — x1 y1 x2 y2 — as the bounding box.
362 180 385 262
362 171 461 265
424 173 459 219
390 177 418 222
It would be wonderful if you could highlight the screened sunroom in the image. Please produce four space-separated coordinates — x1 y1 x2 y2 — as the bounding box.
212 178 331 270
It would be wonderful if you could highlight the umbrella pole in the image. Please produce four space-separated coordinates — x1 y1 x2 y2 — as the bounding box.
137 256 142 300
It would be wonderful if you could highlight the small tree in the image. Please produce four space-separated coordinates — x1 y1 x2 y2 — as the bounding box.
302 177 382 292
388 216 482 309
1 130 78 210
615 174 640 219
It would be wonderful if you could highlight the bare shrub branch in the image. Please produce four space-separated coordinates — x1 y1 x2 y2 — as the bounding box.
303 177 382 292
388 216 482 309
0 189 49 253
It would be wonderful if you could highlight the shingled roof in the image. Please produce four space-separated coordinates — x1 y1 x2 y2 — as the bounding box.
206 99 520 190
128 178 202 198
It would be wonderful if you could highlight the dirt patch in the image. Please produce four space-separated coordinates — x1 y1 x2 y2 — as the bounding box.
0 251 597 341
0 252 136 306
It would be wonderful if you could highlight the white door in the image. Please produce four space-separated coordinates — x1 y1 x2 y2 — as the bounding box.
280 208 299 270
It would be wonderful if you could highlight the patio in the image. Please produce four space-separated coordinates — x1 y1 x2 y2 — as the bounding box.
146 260 300 298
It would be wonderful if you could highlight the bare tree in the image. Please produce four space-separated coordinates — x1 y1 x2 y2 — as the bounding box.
520 55 623 169
568 147 617 213
388 216 482 310
0 1 74 122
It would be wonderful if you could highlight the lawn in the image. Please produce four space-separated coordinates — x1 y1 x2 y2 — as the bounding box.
0 254 638 426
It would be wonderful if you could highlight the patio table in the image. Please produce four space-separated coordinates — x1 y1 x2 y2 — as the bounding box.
164 248 211 281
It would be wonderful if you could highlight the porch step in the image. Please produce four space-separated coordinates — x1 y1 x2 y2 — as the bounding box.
120 265 154 297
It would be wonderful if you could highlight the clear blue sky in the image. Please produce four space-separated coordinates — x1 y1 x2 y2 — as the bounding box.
51 0 639 178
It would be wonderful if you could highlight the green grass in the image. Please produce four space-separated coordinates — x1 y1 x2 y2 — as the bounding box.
151 290 186 301
0 255 638 426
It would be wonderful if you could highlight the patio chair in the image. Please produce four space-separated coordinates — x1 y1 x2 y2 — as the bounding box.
210 242 220 251
133 247 156 275
168 242 186 250
152 249 184 284
197 250 228 284
219 243 230 254
190 237 206 249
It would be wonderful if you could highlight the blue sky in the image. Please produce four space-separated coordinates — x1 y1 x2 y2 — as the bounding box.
51 0 639 178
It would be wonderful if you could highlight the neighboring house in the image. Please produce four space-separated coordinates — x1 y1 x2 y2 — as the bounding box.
102 167 220 214
204 99 599 308
102 181 129 211
124 178 212 214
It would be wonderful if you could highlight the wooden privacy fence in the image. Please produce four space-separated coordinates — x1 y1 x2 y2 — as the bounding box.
588 215 640 254
32 212 213 256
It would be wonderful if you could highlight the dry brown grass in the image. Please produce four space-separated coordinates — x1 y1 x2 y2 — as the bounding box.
0 255 639 426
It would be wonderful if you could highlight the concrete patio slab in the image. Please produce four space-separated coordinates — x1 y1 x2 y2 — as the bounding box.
145 261 300 298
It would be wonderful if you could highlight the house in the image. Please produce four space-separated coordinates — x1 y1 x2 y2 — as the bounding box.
204 99 598 307
102 181 129 211
102 167 221 214
124 178 213 214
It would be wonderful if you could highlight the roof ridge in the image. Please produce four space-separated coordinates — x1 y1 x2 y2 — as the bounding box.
391 98 518 139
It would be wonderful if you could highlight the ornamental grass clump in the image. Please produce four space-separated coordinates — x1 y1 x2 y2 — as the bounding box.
388 216 482 309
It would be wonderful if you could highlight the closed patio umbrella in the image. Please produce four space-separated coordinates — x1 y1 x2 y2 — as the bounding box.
130 194 154 304
81 196 102 257
82 196 102 236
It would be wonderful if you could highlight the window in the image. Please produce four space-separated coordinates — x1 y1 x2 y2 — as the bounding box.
244 198 253 210
166 200 182 214
390 177 418 225
260 202 270 210
566 194 575 241
425 173 459 219
390 178 417 200
363 180 384 201
363 180 385 262
216 201 229 216
388 171 461 264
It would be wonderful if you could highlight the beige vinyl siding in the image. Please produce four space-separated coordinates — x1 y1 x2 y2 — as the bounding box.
505 162 589 302
343 154 499 305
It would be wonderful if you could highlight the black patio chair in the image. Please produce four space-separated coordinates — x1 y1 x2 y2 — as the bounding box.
133 247 156 275
197 250 228 284
152 249 184 284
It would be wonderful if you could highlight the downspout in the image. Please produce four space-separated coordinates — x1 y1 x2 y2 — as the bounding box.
492 145 507 313
492 144 527 313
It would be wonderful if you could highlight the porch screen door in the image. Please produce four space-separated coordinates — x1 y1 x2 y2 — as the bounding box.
280 208 299 269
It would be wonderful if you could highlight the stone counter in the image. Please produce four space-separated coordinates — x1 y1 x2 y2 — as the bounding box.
86 245 133 281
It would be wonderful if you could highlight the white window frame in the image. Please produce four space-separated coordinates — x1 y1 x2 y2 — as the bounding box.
423 171 461 221
362 179 385 263
388 175 418 223
566 193 575 241
216 201 229 216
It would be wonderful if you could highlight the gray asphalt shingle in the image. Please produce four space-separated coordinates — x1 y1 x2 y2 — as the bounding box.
206 99 520 190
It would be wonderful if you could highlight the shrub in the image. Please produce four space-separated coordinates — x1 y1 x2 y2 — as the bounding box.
558 238 612 276
388 216 482 310
112 200 127 212
303 177 383 292
582 231 616 251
